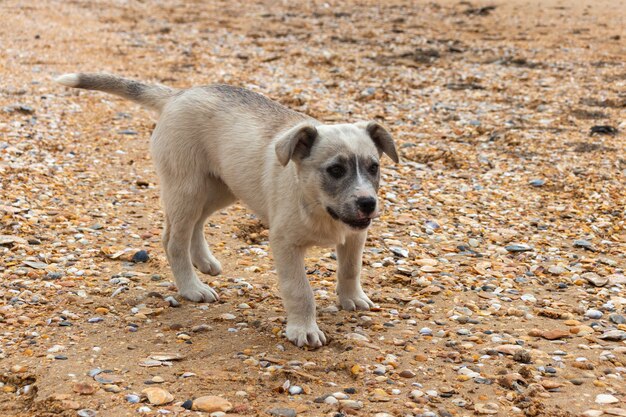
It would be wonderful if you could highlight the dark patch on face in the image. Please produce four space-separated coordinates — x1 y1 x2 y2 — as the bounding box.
321 155 380 196
326 206 340 220
321 155 354 197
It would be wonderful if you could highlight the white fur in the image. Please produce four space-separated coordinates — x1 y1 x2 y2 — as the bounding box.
54 73 80 87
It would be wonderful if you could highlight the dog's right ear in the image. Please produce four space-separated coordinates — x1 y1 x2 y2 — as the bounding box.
275 122 318 166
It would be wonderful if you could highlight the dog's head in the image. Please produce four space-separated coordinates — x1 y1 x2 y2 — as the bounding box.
275 121 399 230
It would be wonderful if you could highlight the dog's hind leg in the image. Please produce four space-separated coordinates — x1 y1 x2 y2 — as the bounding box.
190 178 236 276
161 177 225 303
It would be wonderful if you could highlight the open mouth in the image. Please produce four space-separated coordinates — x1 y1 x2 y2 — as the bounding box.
345 218 371 229
326 207 372 230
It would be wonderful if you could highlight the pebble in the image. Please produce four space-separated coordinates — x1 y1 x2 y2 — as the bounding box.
586 309 603 319
581 411 604 417
77 410 97 417
596 394 619 404
399 370 415 378
475 403 499 414
389 246 409 258
267 408 297 417
505 244 533 253
192 396 233 412
125 394 140 403
288 385 303 395
582 272 608 287
339 400 363 409
324 396 338 405
419 327 433 336
164 296 180 307
574 240 594 250
142 387 174 405
131 250 150 263
599 330 626 341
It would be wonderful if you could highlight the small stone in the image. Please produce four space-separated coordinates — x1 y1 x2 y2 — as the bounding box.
585 309 603 319
192 324 212 332
599 330 626 341
267 408 297 417
339 400 363 409
409 390 424 400
346 333 369 342
581 411 604 417
370 388 390 402
288 385 303 395
475 403 499 414
389 246 409 258
609 314 626 325
529 179 545 187
419 327 433 336
324 396 338 405
131 250 150 263
399 370 415 378
505 244 533 253
164 296 180 307
495 344 524 355
192 396 233 412
142 387 174 405
181 399 193 410
73 382 97 395
126 394 140 403
528 329 569 340
149 352 185 361
574 240 594 250
513 350 532 364
332 392 349 400
582 272 608 287
548 265 567 275
605 408 626 417
77 410 97 417
596 394 619 404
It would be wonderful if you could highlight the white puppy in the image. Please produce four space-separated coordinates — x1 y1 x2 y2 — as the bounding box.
56 73 399 347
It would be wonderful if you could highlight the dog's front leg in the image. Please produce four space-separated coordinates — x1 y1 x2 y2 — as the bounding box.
272 239 327 348
336 231 375 311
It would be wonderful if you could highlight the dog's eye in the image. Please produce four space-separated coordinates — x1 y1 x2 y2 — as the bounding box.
368 163 379 175
327 164 346 179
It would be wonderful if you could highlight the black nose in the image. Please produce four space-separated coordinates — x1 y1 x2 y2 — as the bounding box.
356 197 376 214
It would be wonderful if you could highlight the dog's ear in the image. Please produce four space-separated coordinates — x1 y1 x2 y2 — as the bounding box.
357 121 399 163
275 122 319 166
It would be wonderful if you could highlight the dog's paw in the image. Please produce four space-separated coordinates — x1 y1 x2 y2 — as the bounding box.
193 258 222 276
179 282 219 303
338 291 375 311
286 322 327 348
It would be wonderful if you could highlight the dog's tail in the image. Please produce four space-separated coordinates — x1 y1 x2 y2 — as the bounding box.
55 73 177 114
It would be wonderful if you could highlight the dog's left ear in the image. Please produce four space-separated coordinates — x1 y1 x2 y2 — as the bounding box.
275 122 319 166
358 121 399 163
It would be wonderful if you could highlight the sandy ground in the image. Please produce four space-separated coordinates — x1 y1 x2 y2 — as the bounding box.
1 1 625 416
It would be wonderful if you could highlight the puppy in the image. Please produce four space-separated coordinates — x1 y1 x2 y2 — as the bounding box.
56 73 399 347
